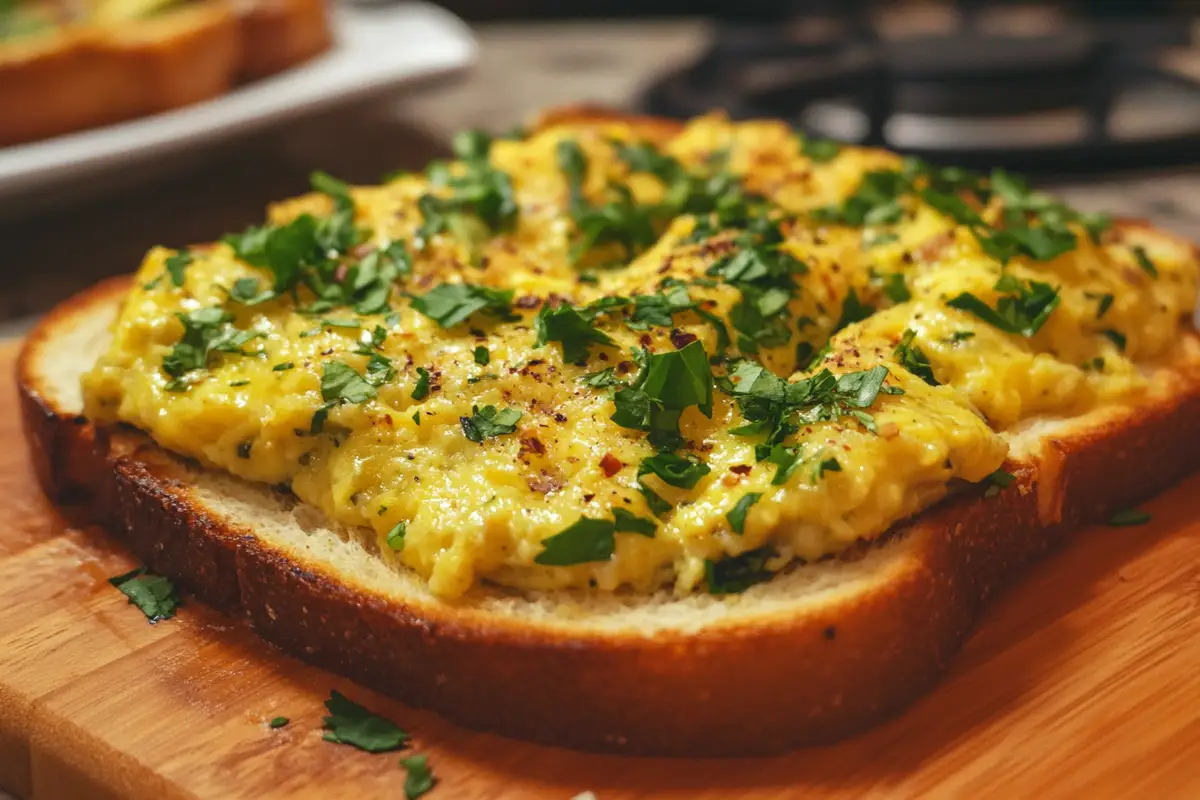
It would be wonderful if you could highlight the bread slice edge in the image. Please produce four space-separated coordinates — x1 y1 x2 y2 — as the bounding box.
16 251 1200 755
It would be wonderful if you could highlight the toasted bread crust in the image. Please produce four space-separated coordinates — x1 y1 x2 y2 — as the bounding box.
0 0 329 146
16 113 1200 753
236 0 331 80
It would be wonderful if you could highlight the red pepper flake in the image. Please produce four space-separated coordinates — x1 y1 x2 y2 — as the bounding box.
730 464 752 475
333 263 350 283
554 413 568 423
599 453 623 477
670 329 698 349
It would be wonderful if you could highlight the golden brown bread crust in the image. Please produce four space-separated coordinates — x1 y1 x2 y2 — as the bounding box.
0 0 330 147
16 111 1200 753
236 0 331 80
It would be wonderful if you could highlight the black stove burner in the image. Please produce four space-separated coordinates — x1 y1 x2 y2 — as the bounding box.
640 1 1200 172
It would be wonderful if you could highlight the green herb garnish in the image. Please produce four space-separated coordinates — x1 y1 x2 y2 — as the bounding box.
460 405 522 442
1109 507 1151 526
108 567 180 623
321 690 409 753
893 329 938 385
947 275 1060 337
534 517 615 566
400 754 437 800
726 492 762 535
411 283 514 328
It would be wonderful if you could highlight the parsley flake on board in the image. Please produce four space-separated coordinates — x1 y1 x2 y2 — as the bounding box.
400 754 437 800
108 567 180 623
321 690 409 753
269 717 290 729
1109 507 1151 527
726 492 762 535
461 405 522 442
534 304 616 363
411 283 515 328
947 275 1060 337
893 329 938 385
705 547 774 594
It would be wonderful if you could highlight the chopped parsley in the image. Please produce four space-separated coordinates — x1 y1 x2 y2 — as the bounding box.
312 360 381 433
610 341 713 451
273 362 295 371
725 361 899 444
411 283 514 328
726 492 762 535
834 288 875 332
705 547 773 594
473 345 490 366
1108 507 1151 526
638 452 710 489
415 143 517 250
1087 291 1114 319
534 304 615 363
580 367 622 389
627 284 695 329
708 244 806 352
385 522 406 551
164 250 193 287
269 717 289 729
411 366 431 400
1102 329 1127 351
400 754 437 800
460 405 521 442
800 136 841 163
534 517 615 566
611 507 657 536
893 329 938 385
162 307 262 391
1133 246 1158 278
878 272 911 303
108 567 180 623
321 690 409 753
983 469 1016 498
947 275 1060 337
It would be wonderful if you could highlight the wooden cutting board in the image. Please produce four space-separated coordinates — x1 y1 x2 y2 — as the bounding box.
2 340 1199 800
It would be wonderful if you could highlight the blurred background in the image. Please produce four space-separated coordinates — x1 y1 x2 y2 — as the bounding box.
1 0 1199 336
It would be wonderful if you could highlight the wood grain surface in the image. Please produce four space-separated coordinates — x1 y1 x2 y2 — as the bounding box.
1 339 1198 800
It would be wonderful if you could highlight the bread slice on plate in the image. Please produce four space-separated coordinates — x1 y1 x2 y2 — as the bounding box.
0 0 330 146
17 110 1200 756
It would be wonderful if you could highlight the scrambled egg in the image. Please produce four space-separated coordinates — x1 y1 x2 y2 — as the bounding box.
82 114 1199 598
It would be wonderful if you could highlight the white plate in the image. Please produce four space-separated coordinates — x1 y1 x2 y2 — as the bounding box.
0 2 475 212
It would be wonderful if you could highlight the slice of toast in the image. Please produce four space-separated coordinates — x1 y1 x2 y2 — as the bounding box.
0 0 330 146
18 265 1200 756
